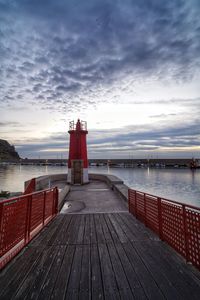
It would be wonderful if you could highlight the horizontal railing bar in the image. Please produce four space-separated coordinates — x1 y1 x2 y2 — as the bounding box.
0 188 55 205
129 188 200 211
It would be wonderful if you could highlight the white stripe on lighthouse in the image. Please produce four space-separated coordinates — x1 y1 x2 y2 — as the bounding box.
67 169 72 183
67 168 88 183
83 168 89 183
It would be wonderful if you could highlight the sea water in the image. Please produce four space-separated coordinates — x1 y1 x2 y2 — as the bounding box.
0 164 199 207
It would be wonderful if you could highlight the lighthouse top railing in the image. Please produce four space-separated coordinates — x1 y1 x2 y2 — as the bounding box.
69 120 87 131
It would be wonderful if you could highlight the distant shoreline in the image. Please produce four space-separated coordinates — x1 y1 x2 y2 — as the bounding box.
0 158 200 169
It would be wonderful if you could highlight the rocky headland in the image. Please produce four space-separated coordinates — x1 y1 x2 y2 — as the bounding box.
0 139 20 161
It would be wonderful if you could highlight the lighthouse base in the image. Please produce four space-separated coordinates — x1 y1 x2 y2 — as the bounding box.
67 167 89 185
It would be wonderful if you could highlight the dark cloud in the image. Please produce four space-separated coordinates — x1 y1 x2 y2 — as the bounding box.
0 0 200 111
0 121 22 127
88 121 200 146
149 113 177 119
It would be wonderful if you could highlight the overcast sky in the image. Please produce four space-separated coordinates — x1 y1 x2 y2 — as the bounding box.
0 0 200 159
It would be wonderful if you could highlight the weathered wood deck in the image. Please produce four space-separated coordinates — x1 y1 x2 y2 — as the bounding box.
1 212 200 300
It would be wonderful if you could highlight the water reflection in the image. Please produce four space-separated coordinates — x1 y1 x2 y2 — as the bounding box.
0 165 199 206
147 167 150 176
89 166 200 206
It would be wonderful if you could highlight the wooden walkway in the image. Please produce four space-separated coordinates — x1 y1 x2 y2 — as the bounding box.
1 212 200 299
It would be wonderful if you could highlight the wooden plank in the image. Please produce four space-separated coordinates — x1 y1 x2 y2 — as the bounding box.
94 214 106 244
70 214 83 245
83 214 90 245
45 215 67 245
61 215 76 245
89 214 97 244
99 214 113 244
52 215 72 245
116 213 138 242
37 246 66 300
108 213 128 243
106 243 134 299
65 245 83 299
72 214 83 244
50 245 75 300
115 243 148 299
76 214 86 244
122 242 165 300
156 241 200 283
14 246 57 299
138 240 200 300
67 215 79 245
98 243 120 300
133 241 182 299
0 246 44 298
91 244 104 299
79 244 91 300
119 213 152 240
103 214 120 244
31 215 65 246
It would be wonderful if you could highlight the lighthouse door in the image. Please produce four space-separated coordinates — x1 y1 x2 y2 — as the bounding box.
72 160 83 184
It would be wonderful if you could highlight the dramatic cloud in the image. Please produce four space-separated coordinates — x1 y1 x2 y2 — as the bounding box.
0 1 200 158
1 0 200 108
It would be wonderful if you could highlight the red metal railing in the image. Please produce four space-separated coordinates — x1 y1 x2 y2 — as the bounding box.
24 178 36 194
128 189 200 270
0 187 58 270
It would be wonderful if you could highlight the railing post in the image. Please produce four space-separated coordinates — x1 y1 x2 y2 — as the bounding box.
24 178 36 195
54 187 59 214
158 197 163 241
0 202 3 234
25 195 32 244
144 193 147 226
128 189 130 213
182 205 189 262
33 178 36 192
52 187 58 216
135 190 138 218
42 191 46 225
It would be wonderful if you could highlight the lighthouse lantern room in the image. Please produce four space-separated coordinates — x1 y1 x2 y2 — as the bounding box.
67 119 89 184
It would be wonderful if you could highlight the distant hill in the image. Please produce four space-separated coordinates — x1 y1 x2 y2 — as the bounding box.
0 139 20 161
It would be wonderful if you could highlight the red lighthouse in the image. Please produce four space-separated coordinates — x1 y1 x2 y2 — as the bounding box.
67 119 89 184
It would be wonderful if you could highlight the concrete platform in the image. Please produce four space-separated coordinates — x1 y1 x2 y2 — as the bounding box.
61 180 128 214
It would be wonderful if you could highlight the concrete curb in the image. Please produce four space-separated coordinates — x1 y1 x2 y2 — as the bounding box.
35 174 68 190
25 174 70 211
58 185 70 210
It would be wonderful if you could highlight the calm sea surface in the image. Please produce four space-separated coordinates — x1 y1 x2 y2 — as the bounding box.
0 165 199 207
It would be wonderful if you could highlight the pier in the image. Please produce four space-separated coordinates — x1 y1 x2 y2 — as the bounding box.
1 175 200 299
